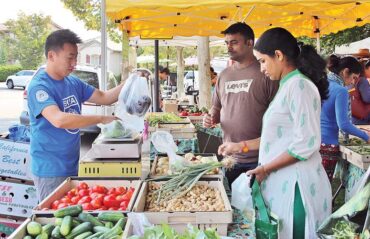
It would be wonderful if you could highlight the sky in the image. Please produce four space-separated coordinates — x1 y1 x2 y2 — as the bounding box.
0 0 100 40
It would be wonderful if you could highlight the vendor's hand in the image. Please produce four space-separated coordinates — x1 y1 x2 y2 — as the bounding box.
101 115 119 124
218 142 243 156
246 165 269 183
203 113 214 128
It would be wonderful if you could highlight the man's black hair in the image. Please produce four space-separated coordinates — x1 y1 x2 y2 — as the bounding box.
45 29 82 57
222 22 255 43
159 65 170 75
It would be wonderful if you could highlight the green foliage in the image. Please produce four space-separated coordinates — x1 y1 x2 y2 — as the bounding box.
61 0 121 43
0 40 9 65
0 65 22 82
4 12 51 69
297 23 370 56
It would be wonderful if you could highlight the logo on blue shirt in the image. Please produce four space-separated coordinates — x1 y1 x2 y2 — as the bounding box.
63 95 80 134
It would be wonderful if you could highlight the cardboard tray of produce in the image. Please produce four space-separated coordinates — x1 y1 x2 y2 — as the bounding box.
340 145 370 169
155 122 196 139
91 134 142 159
33 177 141 214
149 153 223 179
132 179 232 236
9 213 129 239
78 149 142 177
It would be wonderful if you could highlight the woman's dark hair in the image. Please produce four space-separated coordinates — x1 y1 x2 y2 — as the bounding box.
45 29 81 57
254 27 328 101
328 55 362 75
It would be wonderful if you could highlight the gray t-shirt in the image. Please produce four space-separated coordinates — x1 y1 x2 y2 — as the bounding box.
212 59 279 163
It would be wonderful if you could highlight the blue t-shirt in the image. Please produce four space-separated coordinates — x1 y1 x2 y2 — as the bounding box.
28 70 95 177
321 80 369 145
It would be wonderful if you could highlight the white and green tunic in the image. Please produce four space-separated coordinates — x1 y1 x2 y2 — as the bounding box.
259 69 332 239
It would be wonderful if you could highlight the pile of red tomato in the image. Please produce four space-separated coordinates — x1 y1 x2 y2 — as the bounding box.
49 182 135 211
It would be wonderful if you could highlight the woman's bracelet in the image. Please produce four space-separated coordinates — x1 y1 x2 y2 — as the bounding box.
241 141 249 153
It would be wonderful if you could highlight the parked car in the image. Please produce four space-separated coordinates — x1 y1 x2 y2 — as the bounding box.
20 65 118 133
6 70 36 89
184 70 199 93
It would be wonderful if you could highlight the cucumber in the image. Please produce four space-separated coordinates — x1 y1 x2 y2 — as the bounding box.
42 223 54 236
65 222 93 239
73 219 82 227
78 212 104 227
105 221 114 228
51 225 63 238
54 218 63 226
26 221 42 236
98 218 125 239
35 232 48 239
93 226 110 233
74 231 93 239
60 216 73 236
53 205 82 218
84 231 104 239
97 212 125 222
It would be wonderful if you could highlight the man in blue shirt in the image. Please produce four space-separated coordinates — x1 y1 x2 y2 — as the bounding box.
28 29 123 201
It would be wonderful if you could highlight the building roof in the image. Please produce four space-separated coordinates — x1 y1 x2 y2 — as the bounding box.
80 37 122 52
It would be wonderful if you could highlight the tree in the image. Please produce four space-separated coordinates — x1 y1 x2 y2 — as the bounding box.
0 40 8 65
298 23 370 55
4 12 51 69
61 0 121 42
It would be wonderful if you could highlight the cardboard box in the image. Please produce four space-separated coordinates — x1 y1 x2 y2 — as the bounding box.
163 100 178 113
0 178 38 218
33 177 141 214
0 217 24 239
0 138 32 181
132 180 232 236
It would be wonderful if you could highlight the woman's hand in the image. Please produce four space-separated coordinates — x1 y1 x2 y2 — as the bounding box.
218 142 243 156
246 165 269 183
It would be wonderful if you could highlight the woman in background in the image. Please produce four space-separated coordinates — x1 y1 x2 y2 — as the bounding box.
320 56 369 181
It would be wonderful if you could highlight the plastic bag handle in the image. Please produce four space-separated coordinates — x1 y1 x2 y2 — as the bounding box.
252 180 271 223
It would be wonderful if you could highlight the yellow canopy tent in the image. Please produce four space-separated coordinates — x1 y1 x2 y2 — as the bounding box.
106 0 370 38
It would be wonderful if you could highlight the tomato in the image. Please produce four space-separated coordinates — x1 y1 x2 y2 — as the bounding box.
67 189 77 198
179 111 188 116
119 201 128 210
60 197 72 204
121 194 131 202
90 198 102 209
126 188 135 198
107 188 118 195
77 182 89 190
118 207 126 211
57 203 68 209
82 202 94 210
116 186 127 195
108 207 118 211
92 185 107 194
99 206 108 210
70 196 81 205
78 196 92 204
78 189 90 197
51 200 60 209
103 195 121 208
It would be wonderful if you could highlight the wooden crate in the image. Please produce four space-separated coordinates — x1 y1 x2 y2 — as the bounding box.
149 153 222 179
340 145 370 169
132 180 232 236
33 177 141 214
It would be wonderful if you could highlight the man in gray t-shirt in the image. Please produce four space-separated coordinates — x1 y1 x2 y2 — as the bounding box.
203 22 278 186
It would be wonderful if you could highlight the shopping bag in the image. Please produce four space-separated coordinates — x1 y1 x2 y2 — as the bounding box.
252 180 279 239
231 173 253 212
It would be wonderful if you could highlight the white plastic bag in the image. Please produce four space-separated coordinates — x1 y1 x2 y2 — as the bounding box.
116 73 152 133
99 120 133 139
151 131 185 172
231 173 253 212
127 213 152 236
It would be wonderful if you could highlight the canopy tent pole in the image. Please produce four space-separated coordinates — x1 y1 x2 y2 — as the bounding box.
101 0 107 92
314 16 321 53
154 40 160 112
197 36 211 109
176 46 185 98
121 31 130 81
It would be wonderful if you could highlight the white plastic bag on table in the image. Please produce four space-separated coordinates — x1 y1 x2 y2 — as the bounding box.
231 173 253 212
151 131 185 172
99 120 133 139
127 213 152 237
116 73 152 133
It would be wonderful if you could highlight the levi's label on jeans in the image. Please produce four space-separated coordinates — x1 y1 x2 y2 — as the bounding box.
225 79 254 94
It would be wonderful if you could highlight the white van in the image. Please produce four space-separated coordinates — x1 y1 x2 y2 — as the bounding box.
19 65 118 133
